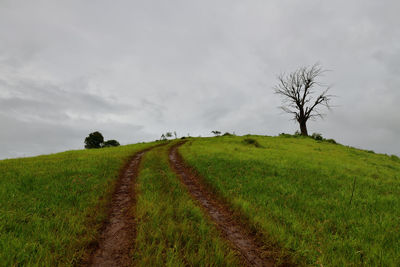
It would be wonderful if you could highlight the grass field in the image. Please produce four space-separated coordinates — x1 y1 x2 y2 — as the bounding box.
0 142 156 266
134 143 240 266
2 135 399 266
179 135 400 266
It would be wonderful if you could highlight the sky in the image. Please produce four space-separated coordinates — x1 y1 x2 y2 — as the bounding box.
0 0 399 159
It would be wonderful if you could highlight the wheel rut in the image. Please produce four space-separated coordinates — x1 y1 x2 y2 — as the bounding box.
169 142 277 267
86 145 159 267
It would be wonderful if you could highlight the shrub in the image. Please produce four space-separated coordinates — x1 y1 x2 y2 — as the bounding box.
211 131 221 136
243 138 262 148
311 133 323 141
223 132 233 136
280 133 300 138
325 139 337 144
102 140 120 147
84 131 104 149
279 132 337 144
279 133 292 138
294 130 302 136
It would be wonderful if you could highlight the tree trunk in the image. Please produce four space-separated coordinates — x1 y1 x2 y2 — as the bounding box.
299 120 308 136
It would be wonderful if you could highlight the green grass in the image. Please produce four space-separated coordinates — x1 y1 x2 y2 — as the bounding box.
179 136 400 266
3 135 400 266
0 142 156 266
134 143 240 266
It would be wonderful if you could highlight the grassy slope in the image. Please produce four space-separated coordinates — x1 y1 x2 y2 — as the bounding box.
179 136 400 266
0 142 155 266
134 143 240 266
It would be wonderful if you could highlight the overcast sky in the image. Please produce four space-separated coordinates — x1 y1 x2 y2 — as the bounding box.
0 0 399 159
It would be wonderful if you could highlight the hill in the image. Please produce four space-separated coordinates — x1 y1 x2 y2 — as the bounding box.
179 135 400 265
1 136 399 266
0 143 155 265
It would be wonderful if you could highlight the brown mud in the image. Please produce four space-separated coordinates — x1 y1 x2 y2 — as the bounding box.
86 145 161 267
169 142 286 267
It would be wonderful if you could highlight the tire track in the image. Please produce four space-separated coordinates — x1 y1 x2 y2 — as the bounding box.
87 144 163 267
169 142 278 267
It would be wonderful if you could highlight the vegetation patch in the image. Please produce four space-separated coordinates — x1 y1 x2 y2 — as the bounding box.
243 138 263 148
279 132 338 145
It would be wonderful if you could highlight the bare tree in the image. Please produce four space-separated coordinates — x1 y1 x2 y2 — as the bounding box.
274 63 333 136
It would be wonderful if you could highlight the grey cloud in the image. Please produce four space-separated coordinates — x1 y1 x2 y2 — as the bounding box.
0 0 399 158
0 77 132 121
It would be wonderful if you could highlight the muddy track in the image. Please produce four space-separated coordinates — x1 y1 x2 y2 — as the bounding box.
86 145 162 267
169 142 277 267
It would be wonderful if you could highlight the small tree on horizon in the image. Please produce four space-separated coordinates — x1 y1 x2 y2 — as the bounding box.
211 130 221 136
274 63 334 136
85 131 104 149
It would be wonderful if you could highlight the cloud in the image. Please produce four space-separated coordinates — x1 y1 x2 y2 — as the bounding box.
0 0 399 158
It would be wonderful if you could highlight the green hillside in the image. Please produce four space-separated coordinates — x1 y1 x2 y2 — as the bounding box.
179 135 400 266
0 142 156 266
1 136 399 266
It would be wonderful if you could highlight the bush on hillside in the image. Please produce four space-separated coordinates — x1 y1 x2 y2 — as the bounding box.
325 139 337 144
311 133 323 141
279 133 292 138
278 132 338 144
279 132 302 138
243 138 262 148
102 140 120 147
223 132 233 136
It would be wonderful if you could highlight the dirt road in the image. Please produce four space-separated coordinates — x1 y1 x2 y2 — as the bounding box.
169 142 278 267
87 146 159 267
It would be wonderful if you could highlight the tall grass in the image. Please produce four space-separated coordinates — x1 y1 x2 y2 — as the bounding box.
179 136 400 266
0 142 155 266
134 143 240 266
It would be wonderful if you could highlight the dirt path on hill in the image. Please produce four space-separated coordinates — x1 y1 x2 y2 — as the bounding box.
169 142 280 267
86 145 162 267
